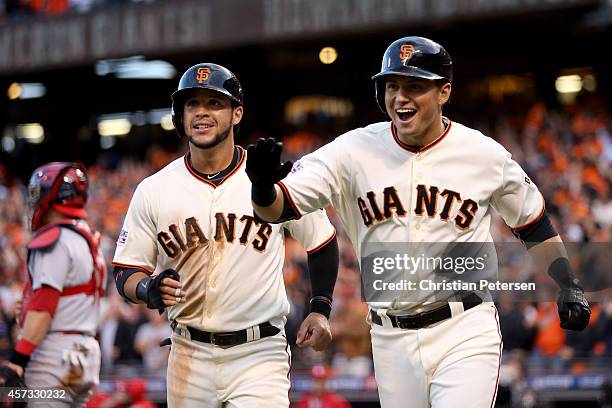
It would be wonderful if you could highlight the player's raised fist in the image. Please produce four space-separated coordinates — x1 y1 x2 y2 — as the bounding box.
246 137 293 187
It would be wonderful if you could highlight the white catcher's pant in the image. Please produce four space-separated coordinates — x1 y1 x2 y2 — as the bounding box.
371 303 502 408
25 333 101 407
167 330 291 407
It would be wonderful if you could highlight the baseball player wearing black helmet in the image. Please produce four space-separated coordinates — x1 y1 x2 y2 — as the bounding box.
246 36 590 407
113 62 340 407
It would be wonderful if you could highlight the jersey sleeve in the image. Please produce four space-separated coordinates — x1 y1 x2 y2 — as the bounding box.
29 238 71 291
279 140 342 218
284 208 336 253
112 181 158 273
491 153 545 230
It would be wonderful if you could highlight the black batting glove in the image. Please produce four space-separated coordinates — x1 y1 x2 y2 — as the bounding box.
557 286 591 331
548 257 591 331
246 138 293 206
136 268 180 311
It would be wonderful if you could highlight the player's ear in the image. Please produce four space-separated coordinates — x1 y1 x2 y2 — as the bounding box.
232 105 244 125
439 82 452 105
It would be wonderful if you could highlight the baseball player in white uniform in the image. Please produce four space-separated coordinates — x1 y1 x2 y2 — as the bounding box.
246 36 591 407
0 162 105 407
112 63 339 407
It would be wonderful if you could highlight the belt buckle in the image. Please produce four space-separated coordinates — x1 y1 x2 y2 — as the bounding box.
397 317 412 329
210 333 216 345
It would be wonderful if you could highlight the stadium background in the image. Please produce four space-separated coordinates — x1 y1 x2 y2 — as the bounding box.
0 0 611 406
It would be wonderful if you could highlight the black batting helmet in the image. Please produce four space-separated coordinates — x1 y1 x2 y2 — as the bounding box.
372 36 452 114
28 162 89 231
171 63 243 137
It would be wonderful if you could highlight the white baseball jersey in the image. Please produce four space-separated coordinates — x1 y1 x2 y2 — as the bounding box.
279 119 526 407
26 222 103 334
24 221 104 405
113 146 335 332
279 119 544 309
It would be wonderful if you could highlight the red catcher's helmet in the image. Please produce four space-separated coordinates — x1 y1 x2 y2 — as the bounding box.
28 162 88 231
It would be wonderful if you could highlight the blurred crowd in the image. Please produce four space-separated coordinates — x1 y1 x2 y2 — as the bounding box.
0 94 611 405
0 0 154 19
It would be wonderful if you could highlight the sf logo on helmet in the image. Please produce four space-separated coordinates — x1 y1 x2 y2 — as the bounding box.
196 67 211 83
400 44 415 64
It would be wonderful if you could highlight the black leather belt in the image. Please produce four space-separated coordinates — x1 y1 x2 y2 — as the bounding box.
370 293 482 329
171 321 280 347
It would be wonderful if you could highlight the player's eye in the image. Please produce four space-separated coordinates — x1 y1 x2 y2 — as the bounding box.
186 99 199 107
386 82 399 91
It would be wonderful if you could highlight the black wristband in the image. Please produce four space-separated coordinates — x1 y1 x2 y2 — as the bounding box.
113 266 145 303
9 350 31 369
548 257 581 290
310 296 332 319
135 277 152 303
252 183 277 207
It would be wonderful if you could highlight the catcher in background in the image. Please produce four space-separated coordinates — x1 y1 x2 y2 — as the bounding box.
0 163 106 407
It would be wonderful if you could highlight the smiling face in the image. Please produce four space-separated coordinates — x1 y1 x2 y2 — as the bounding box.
384 75 451 146
182 88 243 150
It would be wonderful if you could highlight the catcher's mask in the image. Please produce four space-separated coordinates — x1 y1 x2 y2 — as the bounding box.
28 162 89 231
372 36 452 115
171 62 243 137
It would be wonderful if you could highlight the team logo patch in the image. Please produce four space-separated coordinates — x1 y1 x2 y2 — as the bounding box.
400 44 415 64
291 161 303 174
117 229 129 246
196 67 210 83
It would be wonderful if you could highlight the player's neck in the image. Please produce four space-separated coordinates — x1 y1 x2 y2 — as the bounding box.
397 117 446 148
189 138 235 174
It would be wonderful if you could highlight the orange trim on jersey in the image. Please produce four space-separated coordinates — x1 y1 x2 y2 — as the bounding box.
490 307 504 408
306 229 337 254
218 146 246 185
391 117 452 153
111 262 153 275
277 181 302 219
510 199 545 232
183 146 246 188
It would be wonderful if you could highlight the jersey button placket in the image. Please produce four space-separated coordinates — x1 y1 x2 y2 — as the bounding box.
413 152 424 240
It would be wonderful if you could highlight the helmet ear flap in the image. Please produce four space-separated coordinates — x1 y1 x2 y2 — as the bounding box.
171 99 185 138
374 79 388 116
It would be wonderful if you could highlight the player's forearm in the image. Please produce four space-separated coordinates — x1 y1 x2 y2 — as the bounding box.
307 236 339 318
20 310 53 345
7 311 51 375
528 235 579 289
122 272 150 303
252 184 284 222
528 235 567 266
